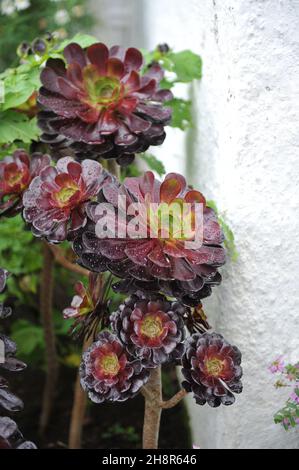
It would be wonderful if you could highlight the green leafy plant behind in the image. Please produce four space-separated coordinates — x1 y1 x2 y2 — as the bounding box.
0 0 94 71
207 200 238 261
142 46 202 131
0 112 39 144
101 424 139 444
0 215 42 303
140 153 166 177
269 358 299 431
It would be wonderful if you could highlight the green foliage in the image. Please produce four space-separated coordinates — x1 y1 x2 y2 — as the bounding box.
140 153 166 177
207 200 238 261
0 111 39 144
0 64 40 110
165 50 202 83
270 358 299 431
143 47 202 85
0 31 100 144
0 143 22 159
10 312 77 367
0 0 94 71
0 215 42 302
142 46 202 131
167 98 192 130
10 319 44 357
274 400 299 430
101 424 139 444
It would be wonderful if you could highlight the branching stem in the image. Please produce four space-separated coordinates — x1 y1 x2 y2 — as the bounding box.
39 242 58 434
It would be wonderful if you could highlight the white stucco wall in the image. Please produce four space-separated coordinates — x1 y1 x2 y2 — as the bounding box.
140 0 299 449
90 0 299 449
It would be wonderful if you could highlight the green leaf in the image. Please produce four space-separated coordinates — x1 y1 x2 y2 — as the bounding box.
11 320 44 356
141 47 202 87
53 310 73 336
140 153 166 177
168 98 192 130
166 50 202 83
0 111 40 144
207 200 238 261
1 65 40 110
0 215 42 302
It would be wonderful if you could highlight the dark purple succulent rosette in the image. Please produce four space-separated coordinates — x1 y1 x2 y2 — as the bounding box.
110 293 186 368
181 332 243 408
72 171 225 306
0 267 26 413
37 42 173 166
23 156 109 243
80 330 150 404
0 149 51 217
0 417 36 449
0 334 26 413
0 268 11 319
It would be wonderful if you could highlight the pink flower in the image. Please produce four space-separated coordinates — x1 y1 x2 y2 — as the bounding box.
290 389 299 404
269 356 285 374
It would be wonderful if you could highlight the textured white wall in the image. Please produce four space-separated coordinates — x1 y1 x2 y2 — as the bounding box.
140 0 299 449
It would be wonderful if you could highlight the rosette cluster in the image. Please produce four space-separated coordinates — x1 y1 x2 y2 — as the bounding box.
23 156 108 242
110 293 186 368
0 417 36 449
80 330 150 403
181 333 243 407
0 268 36 448
0 149 50 217
73 170 225 306
38 42 172 166
0 269 26 413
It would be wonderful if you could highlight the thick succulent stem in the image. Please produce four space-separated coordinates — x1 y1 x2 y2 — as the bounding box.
142 366 162 449
160 389 187 409
68 372 86 449
39 242 58 434
68 338 91 449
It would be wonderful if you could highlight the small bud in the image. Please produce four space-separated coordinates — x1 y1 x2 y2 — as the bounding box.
44 31 54 43
31 38 47 56
16 41 31 58
157 43 170 54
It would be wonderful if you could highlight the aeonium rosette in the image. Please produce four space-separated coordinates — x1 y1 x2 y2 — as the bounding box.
110 293 186 368
0 267 26 414
182 332 243 407
0 149 51 217
0 417 36 449
73 171 226 306
38 42 173 166
80 330 150 404
23 156 109 243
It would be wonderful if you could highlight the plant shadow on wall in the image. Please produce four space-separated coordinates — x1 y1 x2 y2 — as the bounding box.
0 29 240 449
